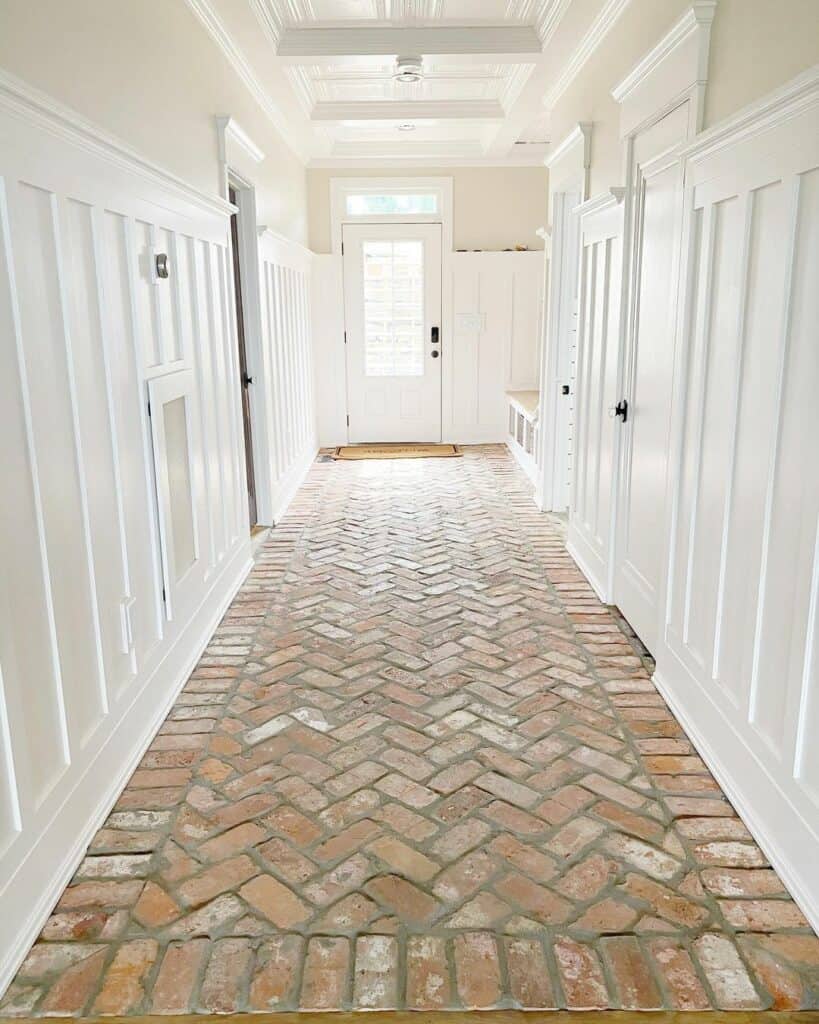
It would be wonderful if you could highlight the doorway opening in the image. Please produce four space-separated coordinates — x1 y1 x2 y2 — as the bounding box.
342 222 443 443
228 182 257 528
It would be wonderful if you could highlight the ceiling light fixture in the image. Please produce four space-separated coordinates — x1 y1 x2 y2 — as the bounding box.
397 123 416 131
393 56 423 84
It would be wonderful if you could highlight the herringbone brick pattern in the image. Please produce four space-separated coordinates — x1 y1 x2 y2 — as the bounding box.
3 446 818 1015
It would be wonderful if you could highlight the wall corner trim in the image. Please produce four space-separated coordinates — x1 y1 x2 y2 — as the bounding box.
575 186 626 218
545 122 593 170
0 69 234 218
216 115 266 164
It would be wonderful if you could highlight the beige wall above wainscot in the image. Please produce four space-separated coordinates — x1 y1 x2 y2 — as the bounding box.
307 166 549 254
0 0 309 245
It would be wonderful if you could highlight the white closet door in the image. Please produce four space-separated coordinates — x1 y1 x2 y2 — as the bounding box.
613 102 689 653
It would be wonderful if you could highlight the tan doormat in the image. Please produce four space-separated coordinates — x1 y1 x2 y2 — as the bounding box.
333 443 462 460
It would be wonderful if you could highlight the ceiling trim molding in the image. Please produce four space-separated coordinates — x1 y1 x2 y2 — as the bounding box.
0 69 234 217
542 0 633 111
216 116 266 163
183 0 307 162
310 100 505 121
276 25 543 59
575 186 626 218
308 154 548 168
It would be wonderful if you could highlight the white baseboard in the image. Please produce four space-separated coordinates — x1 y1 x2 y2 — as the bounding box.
566 530 609 603
270 443 318 524
653 663 819 935
0 543 252 998
505 437 538 484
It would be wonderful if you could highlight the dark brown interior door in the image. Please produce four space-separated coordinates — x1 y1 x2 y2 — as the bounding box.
229 185 257 528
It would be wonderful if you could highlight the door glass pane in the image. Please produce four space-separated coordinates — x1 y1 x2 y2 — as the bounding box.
363 239 424 377
346 193 437 216
163 396 196 578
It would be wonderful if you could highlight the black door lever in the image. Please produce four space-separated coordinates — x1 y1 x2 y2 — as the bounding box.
614 399 628 422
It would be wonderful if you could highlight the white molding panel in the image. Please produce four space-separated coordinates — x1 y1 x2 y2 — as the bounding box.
0 77 252 992
659 70 819 930
257 228 317 519
567 188 625 602
446 251 544 445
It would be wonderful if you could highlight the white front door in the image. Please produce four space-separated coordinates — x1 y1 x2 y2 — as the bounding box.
343 223 442 442
613 102 689 653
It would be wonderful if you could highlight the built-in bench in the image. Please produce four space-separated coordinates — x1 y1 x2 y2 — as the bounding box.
506 389 539 483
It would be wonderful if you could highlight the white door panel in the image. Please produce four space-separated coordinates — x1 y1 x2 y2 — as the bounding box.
613 103 689 653
343 223 442 442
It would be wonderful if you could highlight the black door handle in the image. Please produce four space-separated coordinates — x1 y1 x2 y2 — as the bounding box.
614 399 628 422
242 373 254 388
431 326 439 347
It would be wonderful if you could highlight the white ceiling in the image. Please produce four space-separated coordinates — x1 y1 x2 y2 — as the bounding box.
187 0 622 166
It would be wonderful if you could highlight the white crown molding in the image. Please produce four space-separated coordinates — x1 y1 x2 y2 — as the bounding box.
542 0 633 111
681 63 819 165
0 69 233 217
544 121 592 169
575 186 626 218
246 0 285 47
310 100 505 122
216 116 266 163
183 0 307 163
612 0 717 103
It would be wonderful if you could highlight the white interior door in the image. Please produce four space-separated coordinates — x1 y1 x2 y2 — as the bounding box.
613 102 689 653
343 223 442 442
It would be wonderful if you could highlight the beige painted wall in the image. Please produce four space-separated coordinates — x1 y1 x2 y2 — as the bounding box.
307 166 549 254
0 0 309 244
548 0 819 198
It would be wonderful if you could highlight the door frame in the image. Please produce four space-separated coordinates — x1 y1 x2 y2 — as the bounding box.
607 3 716 647
330 177 453 444
341 222 443 444
536 124 591 512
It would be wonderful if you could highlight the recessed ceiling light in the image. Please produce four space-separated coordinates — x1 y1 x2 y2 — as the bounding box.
397 123 416 131
393 56 423 84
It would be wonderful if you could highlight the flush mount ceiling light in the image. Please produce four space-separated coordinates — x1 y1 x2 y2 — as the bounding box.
393 56 423 84
397 123 416 131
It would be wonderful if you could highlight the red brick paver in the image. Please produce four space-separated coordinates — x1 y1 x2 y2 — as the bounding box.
3 446 818 1014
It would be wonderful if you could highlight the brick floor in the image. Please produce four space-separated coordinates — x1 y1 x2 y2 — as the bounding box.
3 445 818 1015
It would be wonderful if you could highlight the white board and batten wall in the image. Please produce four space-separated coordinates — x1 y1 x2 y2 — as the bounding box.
566 7 819 933
0 71 315 991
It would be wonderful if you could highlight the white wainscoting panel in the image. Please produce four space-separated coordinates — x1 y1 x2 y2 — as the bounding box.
567 189 625 602
657 71 819 929
446 250 544 444
257 229 317 519
0 72 252 992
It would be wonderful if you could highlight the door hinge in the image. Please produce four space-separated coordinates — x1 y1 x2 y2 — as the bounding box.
343 331 347 345
161 586 166 603
147 400 152 418
346 414 350 427
341 242 344 255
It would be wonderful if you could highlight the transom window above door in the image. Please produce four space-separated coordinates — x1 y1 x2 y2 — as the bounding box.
346 192 438 217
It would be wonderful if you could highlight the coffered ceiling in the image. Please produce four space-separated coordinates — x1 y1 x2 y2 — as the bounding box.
186 0 628 165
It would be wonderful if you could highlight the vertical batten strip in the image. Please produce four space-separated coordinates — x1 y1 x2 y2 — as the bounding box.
203 241 229 559
793 518 819 779
748 175 802 725
188 236 217 573
0 657 22 842
89 205 137 675
592 238 612 545
681 201 717 650
711 191 754 682
122 215 165 641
